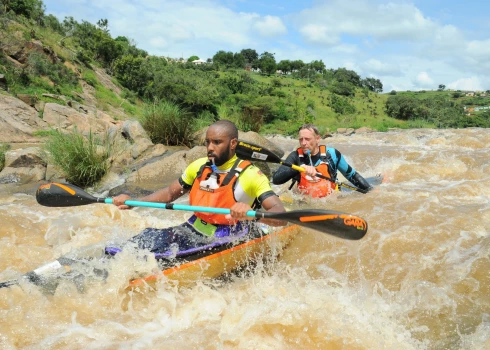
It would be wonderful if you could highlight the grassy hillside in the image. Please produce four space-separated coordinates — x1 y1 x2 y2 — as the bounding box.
242 74 406 135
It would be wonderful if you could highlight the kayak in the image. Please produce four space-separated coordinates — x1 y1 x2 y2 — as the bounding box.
0 224 300 293
130 224 299 288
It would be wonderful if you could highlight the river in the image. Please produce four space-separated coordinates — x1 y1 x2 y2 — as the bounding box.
0 128 489 349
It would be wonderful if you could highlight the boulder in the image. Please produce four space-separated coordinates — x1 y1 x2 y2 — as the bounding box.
125 149 190 191
337 128 355 136
0 94 48 143
0 147 47 184
42 103 116 135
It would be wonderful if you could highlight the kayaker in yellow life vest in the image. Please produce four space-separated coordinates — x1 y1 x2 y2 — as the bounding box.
107 120 286 258
272 124 372 198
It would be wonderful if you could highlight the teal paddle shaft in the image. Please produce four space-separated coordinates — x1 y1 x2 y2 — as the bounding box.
106 198 258 217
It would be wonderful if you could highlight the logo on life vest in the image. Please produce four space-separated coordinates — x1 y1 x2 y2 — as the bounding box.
200 186 215 193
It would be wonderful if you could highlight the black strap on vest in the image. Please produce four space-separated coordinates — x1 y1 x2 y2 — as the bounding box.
221 159 242 186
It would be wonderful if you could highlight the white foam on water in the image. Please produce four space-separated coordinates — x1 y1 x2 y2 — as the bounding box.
1 128 490 348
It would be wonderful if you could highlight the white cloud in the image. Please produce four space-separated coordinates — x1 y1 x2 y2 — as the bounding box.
252 15 287 37
447 77 483 91
331 44 359 54
414 72 434 88
299 24 339 45
360 59 402 77
294 0 437 46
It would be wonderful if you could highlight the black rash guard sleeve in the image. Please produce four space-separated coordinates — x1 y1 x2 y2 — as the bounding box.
349 172 373 192
257 191 277 204
178 177 192 190
271 151 301 185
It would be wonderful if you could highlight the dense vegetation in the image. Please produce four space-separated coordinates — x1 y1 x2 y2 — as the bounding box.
1 0 489 141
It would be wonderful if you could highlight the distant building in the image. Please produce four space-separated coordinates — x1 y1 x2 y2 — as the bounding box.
192 59 207 65
474 106 490 111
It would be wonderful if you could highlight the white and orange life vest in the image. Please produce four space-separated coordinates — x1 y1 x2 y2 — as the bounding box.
189 159 252 225
297 145 337 198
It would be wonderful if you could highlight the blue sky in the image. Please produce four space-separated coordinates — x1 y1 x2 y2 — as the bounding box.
42 0 490 92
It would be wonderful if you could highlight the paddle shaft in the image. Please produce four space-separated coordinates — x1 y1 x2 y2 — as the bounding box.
107 198 264 218
36 183 368 240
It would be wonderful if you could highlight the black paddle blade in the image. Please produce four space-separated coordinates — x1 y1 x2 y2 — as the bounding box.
36 183 102 207
258 209 368 240
236 140 282 164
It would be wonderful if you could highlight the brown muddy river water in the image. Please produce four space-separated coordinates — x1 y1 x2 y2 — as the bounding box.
0 128 489 349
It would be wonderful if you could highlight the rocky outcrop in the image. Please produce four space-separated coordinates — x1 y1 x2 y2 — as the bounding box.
0 94 48 143
42 103 119 135
0 147 46 184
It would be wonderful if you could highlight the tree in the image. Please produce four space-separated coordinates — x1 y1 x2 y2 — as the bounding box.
290 60 305 72
385 95 419 120
277 60 292 74
113 55 152 95
232 52 246 68
96 18 109 33
5 0 45 21
333 68 361 87
438 84 446 91
329 81 356 97
258 52 276 75
330 94 356 115
240 48 258 64
310 60 326 73
362 77 383 93
188 55 199 62
43 14 64 34
212 50 234 68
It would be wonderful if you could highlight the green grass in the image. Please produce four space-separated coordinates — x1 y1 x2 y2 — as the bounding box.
43 129 114 187
32 129 59 137
246 71 407 134
140 100 196 146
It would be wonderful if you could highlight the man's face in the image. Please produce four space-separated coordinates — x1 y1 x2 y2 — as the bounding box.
204 126 237 166
298 128 320 154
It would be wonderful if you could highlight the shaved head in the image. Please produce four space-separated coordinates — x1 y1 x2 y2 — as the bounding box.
209 120 239 139
205 120 239 166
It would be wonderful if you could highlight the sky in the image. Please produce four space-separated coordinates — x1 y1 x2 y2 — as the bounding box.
42 0 490 92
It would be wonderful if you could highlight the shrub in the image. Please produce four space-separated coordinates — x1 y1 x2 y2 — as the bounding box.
330 94 356 115
44 129 113 187
140 101 196 146
0 144 11 171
